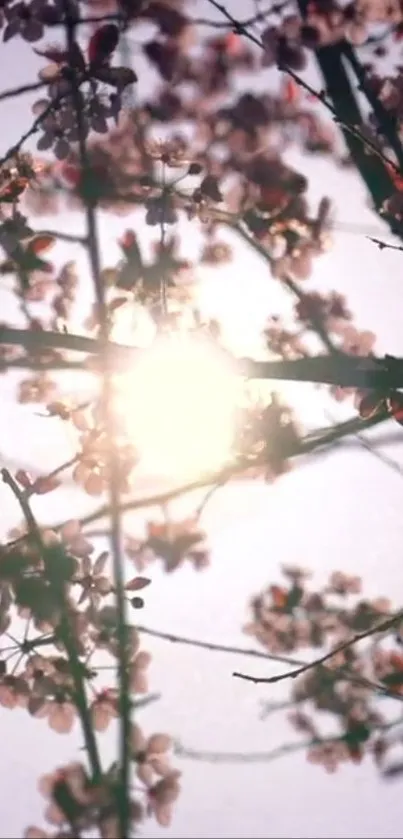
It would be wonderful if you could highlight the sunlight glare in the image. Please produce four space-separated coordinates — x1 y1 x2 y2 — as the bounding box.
115 332 241 479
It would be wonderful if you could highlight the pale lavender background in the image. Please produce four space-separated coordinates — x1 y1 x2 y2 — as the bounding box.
1 3 403 837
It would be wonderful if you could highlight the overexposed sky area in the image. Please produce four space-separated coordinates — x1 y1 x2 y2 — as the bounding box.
2 2 403 837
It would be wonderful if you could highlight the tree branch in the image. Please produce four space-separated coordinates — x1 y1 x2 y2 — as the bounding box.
63 8 130 832
1 467 102 781
233 607 403 684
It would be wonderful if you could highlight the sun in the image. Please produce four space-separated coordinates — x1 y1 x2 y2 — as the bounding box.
114 330 242 479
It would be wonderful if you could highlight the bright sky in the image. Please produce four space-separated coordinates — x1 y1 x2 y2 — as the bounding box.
2 3 403 838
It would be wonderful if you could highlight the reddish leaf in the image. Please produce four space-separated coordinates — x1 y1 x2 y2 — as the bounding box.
94 66 138 88
32 475 61 494
283 78 299 104
88 24 120 66
28 235 55 255
125 576 151 591
119 230 137 252
389 393 403 425
259 186 288 210
270 585 287 609
34 47 69 63
389 651 403 671
108 297 129 312
15 469 32 489
46 401 71 420
357 390 385 420
0 178 28 202
224 32 241 56
60 163 81 187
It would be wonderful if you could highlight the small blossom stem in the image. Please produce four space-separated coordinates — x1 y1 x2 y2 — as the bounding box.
1 468 102 781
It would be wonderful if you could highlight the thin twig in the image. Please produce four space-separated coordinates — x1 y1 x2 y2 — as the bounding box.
32 228 88 245
0 96 64 168
136 625 307 667
233 608 403 684
0 80 47 103
367 236 403 253
174 712 403 764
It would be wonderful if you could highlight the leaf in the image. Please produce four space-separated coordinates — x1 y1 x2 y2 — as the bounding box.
0 178 28 202
108 297 129 312
199 175 223 203
270 584 287 609
28 235 55 255
88 24 120 66
94 66 138 88
188 162 203 176
34 46 69 63
389 393 403 425
283 78 299 104
358 390 385 420
32 475 61 494
383 761 403 779
126 576 151 591
119 230 137 252
15 469 32 489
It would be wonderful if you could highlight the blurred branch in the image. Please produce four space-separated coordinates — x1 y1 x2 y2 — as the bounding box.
61 410 390 531
63 7 130 831
136 625 307 668
206 0 400 182
0 95 65 167
3 325 403 389
0 80 47 102
174 737 311 763
174 711 403 763
32 228 88 245
367 236 403 253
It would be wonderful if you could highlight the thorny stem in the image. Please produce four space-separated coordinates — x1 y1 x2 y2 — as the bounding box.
1 468 102 781
63 9 131 834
